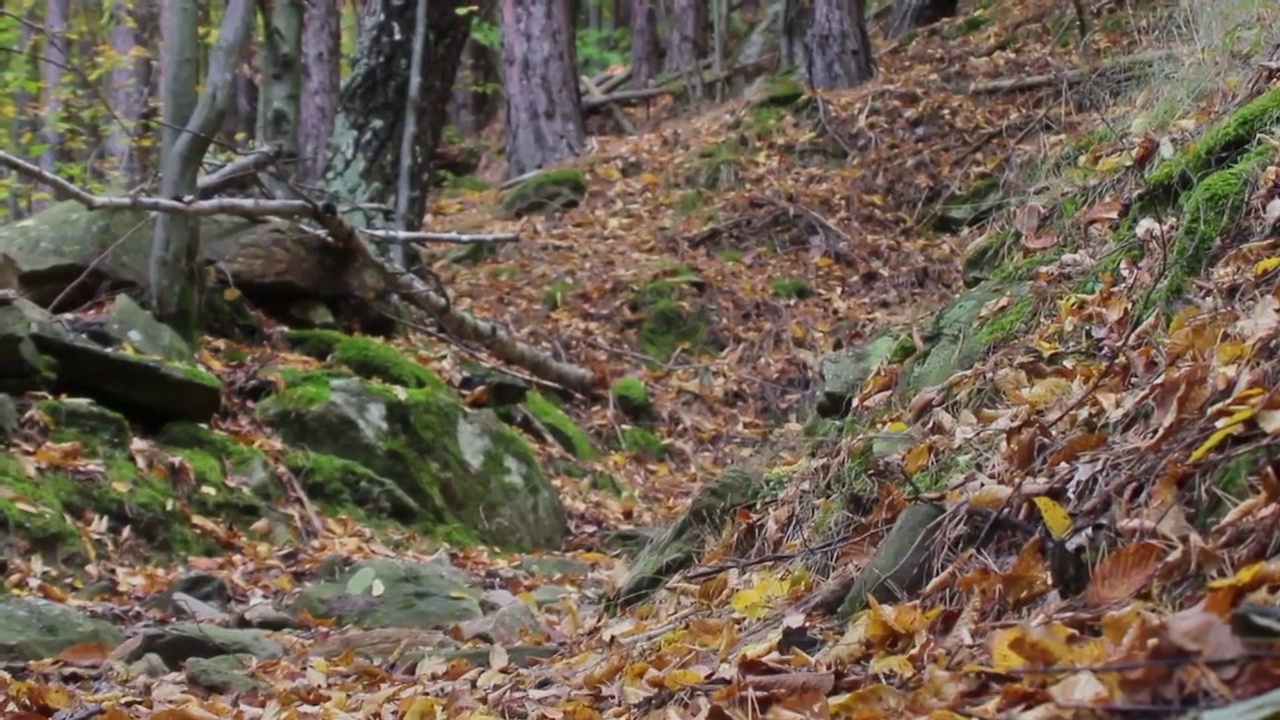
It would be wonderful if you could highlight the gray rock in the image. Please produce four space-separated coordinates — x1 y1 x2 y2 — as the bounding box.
0 297 64 392
293 557 484 630
403 644 560 672
170 593 231 623
116 624 284 667
457 600 547 645
171 572 232 606
528 585 575 608
817 333 903 419
0 597 122 661
104 294 194 362
260 376 566 549
128 652 170 678
185 654 268 694
0 393 17 441
31 333 222 423
518 556 591 579
235 604 302 631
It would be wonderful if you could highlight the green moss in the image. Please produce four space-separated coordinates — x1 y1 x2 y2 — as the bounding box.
1197 452 1262 528
632 270 719 362
751 73 805 108
489 265 521 281
935 176 1002 231
283 330 446 391
675 190 704 215
38 399 132 454
720 249 744 263
284 451 426 525
621 426 665 459
909 452 975 494
496 169 589 218
1146 87 1280 191
543 280 575 310
683 141 743 190
524 391 598 460
610 377 654 423
169 362 221 389
438 172 490 193
1161 144 1272 307
944 12 992 38
976 296 1036 346
771 278 814 299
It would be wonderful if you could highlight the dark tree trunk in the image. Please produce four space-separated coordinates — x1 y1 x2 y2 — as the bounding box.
299 0 341 184
323 0 471 226
499 0 585 177
886 0 957 39
630 0 658 87
663 0 705 79
805 0 873 89
448 37 502 136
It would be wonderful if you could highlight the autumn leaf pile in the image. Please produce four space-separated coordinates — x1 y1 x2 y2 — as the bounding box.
8 0 1280 717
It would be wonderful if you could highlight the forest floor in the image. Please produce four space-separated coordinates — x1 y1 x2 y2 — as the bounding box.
9 0 1280 717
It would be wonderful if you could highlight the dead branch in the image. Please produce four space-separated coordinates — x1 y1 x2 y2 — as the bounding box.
361 228 519 245
1 149 600 395
964 50 1176 95
581 74 637 134
197 144 285 197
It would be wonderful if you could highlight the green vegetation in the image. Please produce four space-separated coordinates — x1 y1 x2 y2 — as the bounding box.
283 329 447 392
631 268 720 362
1146 87 1280 191
543 280 576 310
771 278 814 299
610 377 654 423
524 391 599 460
621 426 665 459
496 169 589 218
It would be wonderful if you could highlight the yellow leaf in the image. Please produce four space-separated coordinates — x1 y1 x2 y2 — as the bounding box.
638 172 661 187
662 667 705 690
1032 496 1074 540
222 287 242 301
903 443 931 476
1188 408 1254 463
1255 257 1280 276
885 421 909 433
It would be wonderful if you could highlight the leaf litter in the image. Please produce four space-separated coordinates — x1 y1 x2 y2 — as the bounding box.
9 0 1280 717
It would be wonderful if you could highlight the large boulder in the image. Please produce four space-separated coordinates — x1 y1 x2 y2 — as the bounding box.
103 294 194 362
259 375 567 549
293 557 484 629
0 296 66 393
0 597 122 661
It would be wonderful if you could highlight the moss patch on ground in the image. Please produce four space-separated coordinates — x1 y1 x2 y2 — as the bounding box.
283 329 447 392
523 391 599 460
611 377 654 423
631 269 721 362
1146 87 1280 192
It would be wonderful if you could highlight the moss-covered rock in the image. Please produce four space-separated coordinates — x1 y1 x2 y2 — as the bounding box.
817 332 905 419
748 73 806 108
934 176 1002 231
523 391 598 460
904 281 1032 394
39 398 132 453
610 467 771 609
293 557 484 629
0 597 123 661
631 270 721 362
610 377 654 423
284 451 425 523
496 169 589 219
1146 86 1280 191
259 375 566 549
621 426 665 459
283 329 448 392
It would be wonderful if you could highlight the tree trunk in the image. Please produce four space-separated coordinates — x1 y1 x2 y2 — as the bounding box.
663 0 705 97
805 0 874 89
8 7 34 218
499 0 585 177
630 0 658 87
105 0 153 188
322 0 470 226
150 0 255 339
38 0 70 181
258 0 303 189
299 0 341 184
886 0 957 40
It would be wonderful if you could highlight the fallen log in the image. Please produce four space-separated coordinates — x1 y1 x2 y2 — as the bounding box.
581 74 637 134
964 50 1176 95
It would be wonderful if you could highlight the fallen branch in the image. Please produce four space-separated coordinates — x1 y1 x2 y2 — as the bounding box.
964 51 1176 95
581 74 637 134
361 228 519 245
499 168 550 191
1 149 600 395
582 86 672 109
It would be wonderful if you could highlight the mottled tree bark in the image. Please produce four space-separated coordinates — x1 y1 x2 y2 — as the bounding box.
258 0 302 184
299 0 341 184
37 0 70 180
806 0 874 89
498 0 584 177
663 0 705 88
629 0 658 87
886 0 957 39
322 0 470 225
105 0 153 187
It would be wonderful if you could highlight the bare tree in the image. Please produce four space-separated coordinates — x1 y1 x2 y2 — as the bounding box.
499 0 585 176
663 0 705 97
38 0 70 181
299 0 341 184
629 0 658 87
886 0 957 40
105 0 154 187
806 0 874 89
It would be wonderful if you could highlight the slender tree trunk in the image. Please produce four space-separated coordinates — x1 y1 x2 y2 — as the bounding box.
587 0 600 31
630 0 658 87
886 0 957 39
299 0 341 184
258 0 302 188
663 0 704 97
8 8 34 218
805 0 873 89
151 0 255 338
499 0 585 177
38 0 70 180
106 0 153 188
